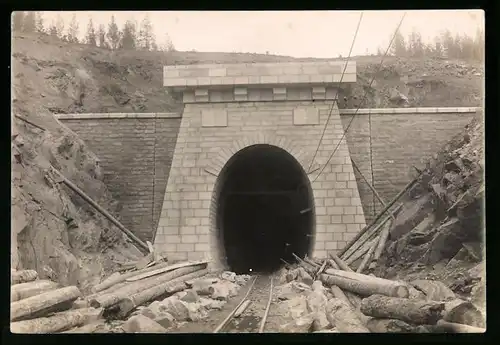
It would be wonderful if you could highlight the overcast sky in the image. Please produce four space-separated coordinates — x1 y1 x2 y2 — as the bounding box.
40 10 484 58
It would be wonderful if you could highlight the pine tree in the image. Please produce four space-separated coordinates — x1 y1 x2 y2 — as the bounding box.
12 11 25 32
473 28 484 61
55 15 65 38
85 18 97 46
106 15 120 50
408 30 424 58
138 14 154 50
390 28 407 57
162 33 176 52
22 11 36 33
48 20 58 36
440 30 454 59
119 20 137 50
35 12 44 33
67 14 79 43
97 24 108 48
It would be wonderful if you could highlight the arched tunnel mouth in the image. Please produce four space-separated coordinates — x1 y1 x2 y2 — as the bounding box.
214 144 315 275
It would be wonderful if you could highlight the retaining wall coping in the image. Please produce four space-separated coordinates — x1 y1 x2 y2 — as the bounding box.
339 107 480 115
55 113 181 120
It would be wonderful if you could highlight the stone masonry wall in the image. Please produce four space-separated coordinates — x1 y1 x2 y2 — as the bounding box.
340 108 478 222
56 113 181 242
56 107 479 245
153 100 366 266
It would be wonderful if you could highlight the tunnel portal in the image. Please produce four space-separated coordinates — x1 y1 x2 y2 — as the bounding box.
214 144 315 274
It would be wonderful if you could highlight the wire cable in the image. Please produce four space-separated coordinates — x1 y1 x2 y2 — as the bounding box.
307 12 364 172
312 12 407 183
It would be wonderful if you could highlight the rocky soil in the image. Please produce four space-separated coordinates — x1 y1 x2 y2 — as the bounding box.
372 110 485 314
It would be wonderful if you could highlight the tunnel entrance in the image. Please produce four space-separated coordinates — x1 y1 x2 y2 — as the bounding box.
214 144 315 274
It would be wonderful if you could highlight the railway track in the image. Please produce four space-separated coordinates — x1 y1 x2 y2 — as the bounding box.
213 274 275 333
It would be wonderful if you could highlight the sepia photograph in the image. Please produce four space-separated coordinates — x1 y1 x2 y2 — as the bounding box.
10 10 485 334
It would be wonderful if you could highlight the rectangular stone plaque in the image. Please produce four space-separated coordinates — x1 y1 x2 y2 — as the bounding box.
293 107 320 125
202 110 228 127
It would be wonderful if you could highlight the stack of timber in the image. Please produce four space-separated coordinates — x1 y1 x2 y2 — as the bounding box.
292 250 485 333
10 269 102 334
10 259 209 333
82 260 209 320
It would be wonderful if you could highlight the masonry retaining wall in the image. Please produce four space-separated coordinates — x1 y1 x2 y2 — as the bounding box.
56 107 479 241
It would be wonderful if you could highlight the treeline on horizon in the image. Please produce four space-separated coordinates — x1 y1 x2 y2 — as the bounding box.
12 11 176 52
376 28 484 61
12 11 484 62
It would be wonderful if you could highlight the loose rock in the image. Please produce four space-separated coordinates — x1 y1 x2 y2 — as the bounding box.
122 315 167 333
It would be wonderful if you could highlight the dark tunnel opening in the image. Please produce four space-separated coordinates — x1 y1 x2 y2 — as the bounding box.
214 144 315 274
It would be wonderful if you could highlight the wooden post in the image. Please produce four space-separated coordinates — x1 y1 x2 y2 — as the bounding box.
50 166 149 253
338 173 422 257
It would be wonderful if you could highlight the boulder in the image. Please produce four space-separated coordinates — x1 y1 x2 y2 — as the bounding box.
297 267 314 286
209 281 239 301
306 290 328 314
199 297 225 311
180 289 200 303
235 274 251 285
190 278 219 295
410 280 456 301
148 300 168 317
220 271 236 283
122 315 167 333
138 307 157 320
280 313 315 333
276 281 311 301
424 218 464 265
160 296 190 321
185 301 208 321
154 312 176 329
279 295 309 320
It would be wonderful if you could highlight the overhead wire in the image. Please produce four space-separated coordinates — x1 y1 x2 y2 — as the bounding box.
307 11 364 173
312 12 407 183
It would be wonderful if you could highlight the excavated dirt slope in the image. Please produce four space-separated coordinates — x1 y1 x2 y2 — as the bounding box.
12 32 483 116
11 31 484 294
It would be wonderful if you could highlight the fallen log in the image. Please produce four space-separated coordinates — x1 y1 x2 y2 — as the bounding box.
371 218 393 266
324 269 409 297
320 273 408 298
90 264 207 308
331 286 370 324
360 294 445 325
366 318 421 333
135 253 154 270
434 319 486 333
345 237 378 266
115 268 208 319
10 307 103 334
11 286 82 321
329 252 354 272
325 298 370 332
11 280 59 302
328 259 340 270
342 212 394 263
356 239 378 273
126 260 208 282
92 260 189 293
315 261 328 279
443 299 485 328
234 300 252 318
339 198 406 259
50 166 149 253
11 270 38 285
